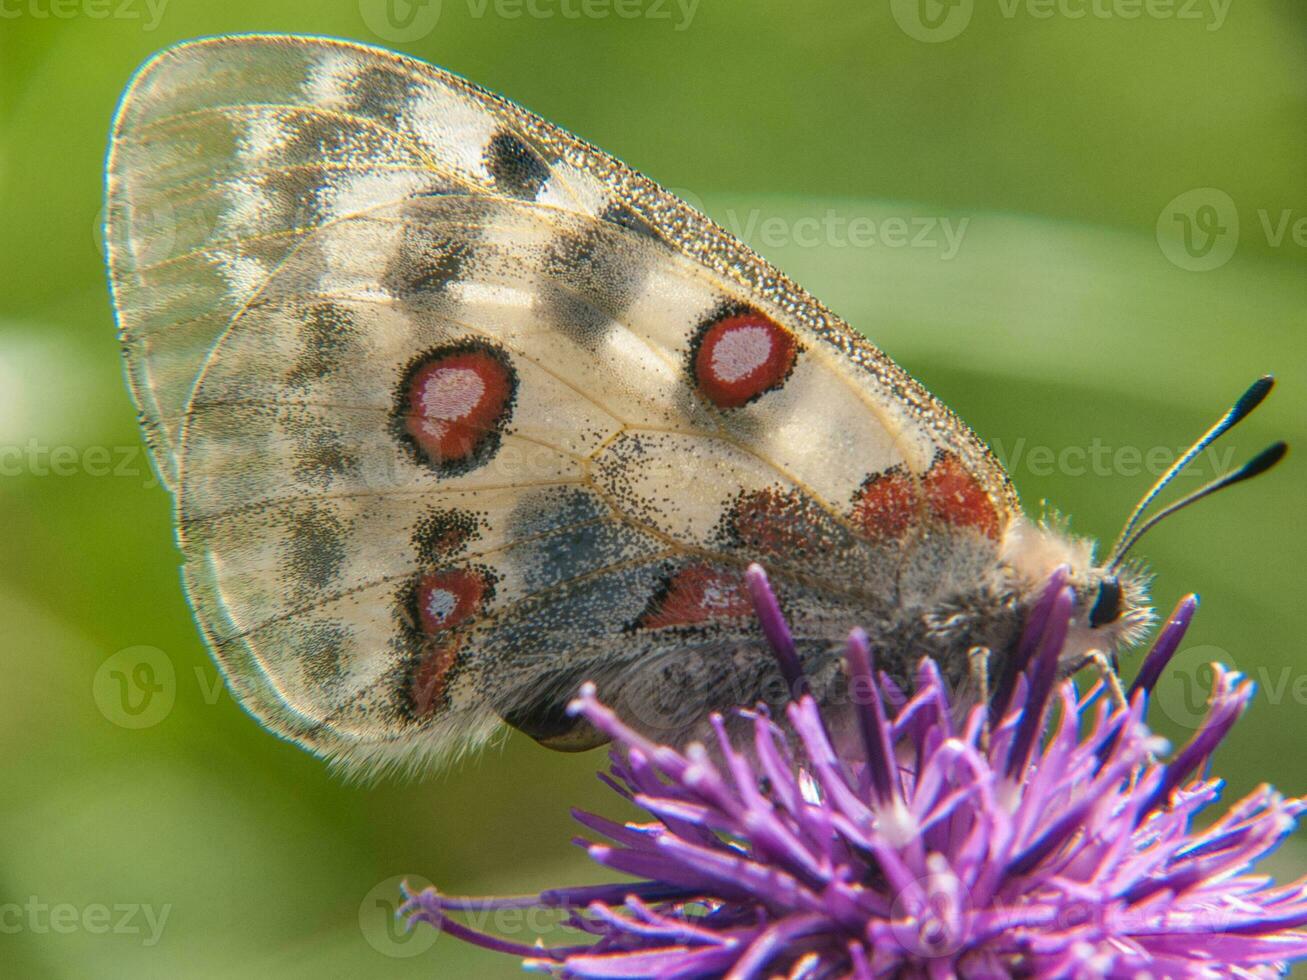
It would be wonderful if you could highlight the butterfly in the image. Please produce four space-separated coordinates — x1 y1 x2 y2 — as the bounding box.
105 34 1283 776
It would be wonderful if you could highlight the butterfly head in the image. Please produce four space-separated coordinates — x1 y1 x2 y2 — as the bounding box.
1001 375 1287 677
1071 562 1155 661
1002 518 1154 671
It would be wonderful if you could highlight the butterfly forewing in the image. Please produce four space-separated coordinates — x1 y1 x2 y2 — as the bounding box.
107 35 1017 773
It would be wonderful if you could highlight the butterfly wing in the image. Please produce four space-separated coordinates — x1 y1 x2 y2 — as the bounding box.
106 35 1018 773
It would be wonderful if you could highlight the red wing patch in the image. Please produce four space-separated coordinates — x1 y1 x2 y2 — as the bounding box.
636 563 752 630
411 641 462 718
691 306 798 409
925 453 1001 541
730 487 823 559
850 466 920 541
406 567 494 717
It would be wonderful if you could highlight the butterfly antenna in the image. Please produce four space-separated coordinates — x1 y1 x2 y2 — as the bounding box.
1107 440 1288 572
1106 375 1276 566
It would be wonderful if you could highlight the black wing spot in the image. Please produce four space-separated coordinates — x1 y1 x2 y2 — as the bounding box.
281 503 348 589
539 222 649 349
412 508 482 565
485 131 550 199
285 301 356 390
383 231 474 295
382 199 490 298
343 64 416 126
286 413 360 489
290 621 350 689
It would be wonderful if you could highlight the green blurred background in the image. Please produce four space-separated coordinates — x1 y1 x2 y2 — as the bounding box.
1 1 1305 976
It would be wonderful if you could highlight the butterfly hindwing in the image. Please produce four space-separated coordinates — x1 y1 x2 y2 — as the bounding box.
107 35 1017 773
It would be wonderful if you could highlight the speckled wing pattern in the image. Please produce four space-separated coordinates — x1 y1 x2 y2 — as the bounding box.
106 35 1018 774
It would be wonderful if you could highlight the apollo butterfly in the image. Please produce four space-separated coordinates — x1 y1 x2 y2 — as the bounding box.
105 35 1282 775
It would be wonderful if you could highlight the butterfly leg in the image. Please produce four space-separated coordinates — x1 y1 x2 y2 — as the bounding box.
968 645 992 752
1086 649 1129 712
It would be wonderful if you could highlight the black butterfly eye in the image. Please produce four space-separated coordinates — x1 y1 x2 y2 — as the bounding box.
1089 577 1123 628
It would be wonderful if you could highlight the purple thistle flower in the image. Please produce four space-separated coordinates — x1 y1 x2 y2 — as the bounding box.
403 566 1307 978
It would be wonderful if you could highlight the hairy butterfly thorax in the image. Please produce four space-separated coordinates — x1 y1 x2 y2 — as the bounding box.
105 35 1285 775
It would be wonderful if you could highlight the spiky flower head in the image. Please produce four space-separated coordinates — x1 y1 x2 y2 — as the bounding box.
404 566 1307 978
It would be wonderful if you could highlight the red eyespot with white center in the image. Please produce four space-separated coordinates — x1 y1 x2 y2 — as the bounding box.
395 341 516 473
691 307 798 409
414 568 487 635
